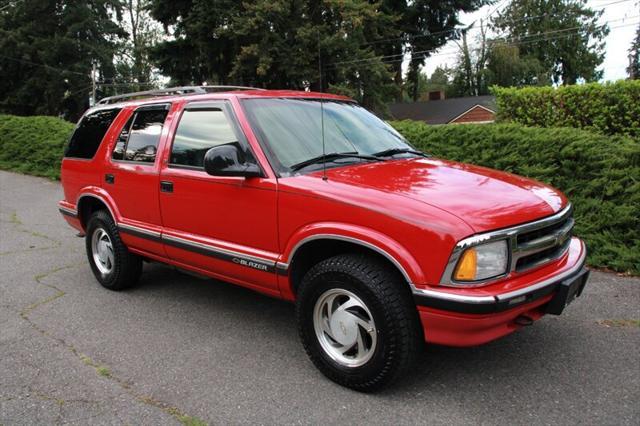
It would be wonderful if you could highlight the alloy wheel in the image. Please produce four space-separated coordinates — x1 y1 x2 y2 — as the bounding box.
313 288 377 367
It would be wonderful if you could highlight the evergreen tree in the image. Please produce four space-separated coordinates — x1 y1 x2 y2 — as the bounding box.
628 23 640 80
150 1 401 111
0 0 126 120
486 43 550 87
428 66 451 89
492 0 609 85
149 0 244 87
378 0 489 101
149 0 487 110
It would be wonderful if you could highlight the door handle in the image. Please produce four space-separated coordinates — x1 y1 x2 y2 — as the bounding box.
105 174 115 184
160 181 173 193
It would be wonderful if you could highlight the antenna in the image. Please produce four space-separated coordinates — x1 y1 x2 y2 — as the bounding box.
318 31 328 181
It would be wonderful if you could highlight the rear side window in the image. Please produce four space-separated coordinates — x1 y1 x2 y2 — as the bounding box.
170 108 239 168
65 108 122 159
112 105 169 163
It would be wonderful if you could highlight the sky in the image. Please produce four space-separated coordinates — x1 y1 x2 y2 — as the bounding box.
422 0 640 82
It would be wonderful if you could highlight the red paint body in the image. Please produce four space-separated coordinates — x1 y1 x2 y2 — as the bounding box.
59 90 586 347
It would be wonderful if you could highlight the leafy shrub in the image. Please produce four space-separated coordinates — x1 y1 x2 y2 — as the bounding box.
493 81 640 137
391 121 640 275
0 114 74 180
0 114 637 274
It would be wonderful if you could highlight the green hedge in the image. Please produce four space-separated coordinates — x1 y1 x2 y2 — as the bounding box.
0 114 74 180
391 121 640 275
493 81 640 137
1 114 638 274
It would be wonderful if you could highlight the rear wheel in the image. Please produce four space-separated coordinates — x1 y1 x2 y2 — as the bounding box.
85 210 142 290
296 253 421 391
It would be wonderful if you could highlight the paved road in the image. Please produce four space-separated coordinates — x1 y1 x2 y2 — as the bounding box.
1 170 638 425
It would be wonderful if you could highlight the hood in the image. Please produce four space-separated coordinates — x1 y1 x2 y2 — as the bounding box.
295 158 567 233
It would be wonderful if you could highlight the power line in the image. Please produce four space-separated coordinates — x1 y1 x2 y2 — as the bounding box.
328 16 638 68
333 13 632 66
0 53 157 84
334 20 639 69
0 54 88 76
485 0 510 19
0 0 24 12
68 85 94 97
382 20 638 66
96 82 156 87
358 0 634 47
2 0 635 85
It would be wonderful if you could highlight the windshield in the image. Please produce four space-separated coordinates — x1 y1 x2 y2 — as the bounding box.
242 99 415 174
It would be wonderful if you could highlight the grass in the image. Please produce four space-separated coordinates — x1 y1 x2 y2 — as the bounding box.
166 407 208 426
79 354 112 377
96 366 112 377
597 319 640 328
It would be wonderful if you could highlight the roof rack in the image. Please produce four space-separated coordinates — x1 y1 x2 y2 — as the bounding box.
95 85 265 105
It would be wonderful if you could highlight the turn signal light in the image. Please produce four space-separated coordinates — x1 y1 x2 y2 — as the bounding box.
454 248 477 281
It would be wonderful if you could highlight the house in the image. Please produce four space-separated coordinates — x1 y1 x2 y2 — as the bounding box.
388 95 496 124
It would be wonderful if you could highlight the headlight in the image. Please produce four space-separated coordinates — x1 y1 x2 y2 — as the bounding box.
453 240 508 282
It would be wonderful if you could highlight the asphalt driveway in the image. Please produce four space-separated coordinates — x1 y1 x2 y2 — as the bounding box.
1 170 638 425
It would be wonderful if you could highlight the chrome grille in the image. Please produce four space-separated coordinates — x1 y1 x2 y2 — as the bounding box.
511 208 574 272
440 204 575 287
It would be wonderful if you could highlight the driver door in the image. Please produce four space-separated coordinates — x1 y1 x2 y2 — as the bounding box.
158 100 280 295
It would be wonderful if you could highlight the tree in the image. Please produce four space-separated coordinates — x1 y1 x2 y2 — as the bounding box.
400 66 454 102
492 0 609 85
149 0 246 87
424 66 453 97
485 43 550 87
149 0 488 109
111 0 164 92
628 23 640 80
149 1 403 111
0 0 126 120
449 21 491 97
378 0 489 101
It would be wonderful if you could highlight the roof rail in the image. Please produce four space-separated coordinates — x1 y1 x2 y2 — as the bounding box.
95 85 265 105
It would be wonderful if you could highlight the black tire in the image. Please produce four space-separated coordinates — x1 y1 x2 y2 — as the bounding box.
296 253 422 392
85 210 142 290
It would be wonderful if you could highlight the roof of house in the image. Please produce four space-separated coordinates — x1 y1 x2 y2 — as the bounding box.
388 95 496 124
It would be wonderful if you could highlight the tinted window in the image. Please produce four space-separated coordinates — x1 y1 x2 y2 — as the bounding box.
170 108 238 168
112 107 168 163
112 116 133 161
65 108 122 159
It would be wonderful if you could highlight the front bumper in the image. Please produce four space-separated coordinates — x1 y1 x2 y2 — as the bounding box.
413 237 588 346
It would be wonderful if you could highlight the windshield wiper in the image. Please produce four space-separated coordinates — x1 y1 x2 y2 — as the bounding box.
290 152 381 171
373 148 429 158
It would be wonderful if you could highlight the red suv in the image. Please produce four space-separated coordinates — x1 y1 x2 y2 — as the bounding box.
59 86 589 391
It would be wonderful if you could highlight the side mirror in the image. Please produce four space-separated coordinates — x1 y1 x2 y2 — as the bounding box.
203 144 263 178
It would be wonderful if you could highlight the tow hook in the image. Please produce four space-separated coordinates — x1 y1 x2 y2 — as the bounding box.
514 315 534 326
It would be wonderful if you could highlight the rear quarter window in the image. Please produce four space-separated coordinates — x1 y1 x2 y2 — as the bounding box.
112 105 169 163
64 108 122 159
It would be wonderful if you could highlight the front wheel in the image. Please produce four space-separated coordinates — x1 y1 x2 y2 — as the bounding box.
85 210 142 290
296 253 421 391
